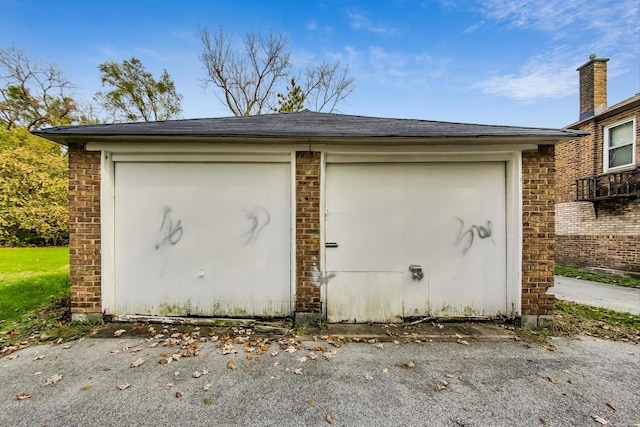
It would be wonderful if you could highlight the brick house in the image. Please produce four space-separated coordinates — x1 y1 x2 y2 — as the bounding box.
35 111 583 327
556 55 640 275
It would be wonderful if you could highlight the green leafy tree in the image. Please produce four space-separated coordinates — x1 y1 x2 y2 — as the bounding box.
0 46 79 131
273 78 306 113
0 127 68 246
96 57 183 122
199 26 354 116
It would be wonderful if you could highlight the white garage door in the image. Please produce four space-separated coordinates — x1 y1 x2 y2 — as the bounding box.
325 162 507 322
114 162 291 317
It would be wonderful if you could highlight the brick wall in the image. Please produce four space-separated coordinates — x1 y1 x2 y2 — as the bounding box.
522 146 556 316
578 57 608 118
295 151 322 313
68 143 102 318
555 106 640 272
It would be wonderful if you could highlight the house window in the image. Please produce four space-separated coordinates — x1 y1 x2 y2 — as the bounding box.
604 119 636 171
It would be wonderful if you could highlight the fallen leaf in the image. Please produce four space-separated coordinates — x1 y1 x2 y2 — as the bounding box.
326 414 335 424
548 377 559 384
34 355 44 361
117 383 130 390
80 385 93 391
540 417 548 425
383 368 388 374
246 354 253 360
192 371 202 378
606 401 617 411
285 347 298 353
165 383 174 389
446 373 455 379
298 356 308 363
591 415 609 425
227 361 237 370
393 340 400 345
203 383 211 391
113 329 127 337
364 374 373 381
544 344 558 352
148 342 159 348
8 354 19 360
457 339 470 346
172 353 182 361
175 391 182 398
294 368 303 375
173 371 180 377
16 393 32 400
308 352 318 360
203 397 213 405
44 373 63 385
307 400 316 406
271 350 279 357
400 361 415 370
375 343 384 349
130 358 145 368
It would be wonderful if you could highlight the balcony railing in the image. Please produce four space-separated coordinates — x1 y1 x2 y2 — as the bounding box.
576 168 639 202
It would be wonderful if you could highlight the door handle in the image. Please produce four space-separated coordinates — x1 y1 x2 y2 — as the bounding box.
409 265 424 280
325 242 339 248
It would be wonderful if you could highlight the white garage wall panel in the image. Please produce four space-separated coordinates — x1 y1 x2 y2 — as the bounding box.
325 162 507 322
114 162 291 317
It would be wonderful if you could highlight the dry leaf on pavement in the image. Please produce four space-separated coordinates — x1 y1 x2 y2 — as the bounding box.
364 374 373 381
80 385 93 391
44 373 63 385
548 377 559 384
113 329 127 337
130 358 145 368
117 383 130 390
294 368 303 375
606 401 617 411
16 393 32 400
591 415 609 425
227 361 237 370
203 383 211 391
326 414 335 424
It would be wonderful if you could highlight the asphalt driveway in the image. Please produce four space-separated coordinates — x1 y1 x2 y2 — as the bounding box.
1 326 638 426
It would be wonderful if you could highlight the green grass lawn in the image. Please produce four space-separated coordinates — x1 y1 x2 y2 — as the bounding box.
0 247 70 329
555 266 640 289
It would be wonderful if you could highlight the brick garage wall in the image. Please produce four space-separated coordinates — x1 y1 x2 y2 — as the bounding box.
556 106 640 271
522 146 556 316
68 143 102 318
295 151 321 313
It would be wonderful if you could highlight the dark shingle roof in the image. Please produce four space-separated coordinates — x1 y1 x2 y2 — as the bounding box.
34 110 586 143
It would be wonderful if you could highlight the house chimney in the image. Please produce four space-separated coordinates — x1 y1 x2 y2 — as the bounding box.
577 54 608 120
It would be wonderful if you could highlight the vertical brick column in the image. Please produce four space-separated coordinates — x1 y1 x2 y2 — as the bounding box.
295 151 322 315
522 145 556 322
68 143 102 321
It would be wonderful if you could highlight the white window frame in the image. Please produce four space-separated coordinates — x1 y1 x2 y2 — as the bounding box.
603 118 636 172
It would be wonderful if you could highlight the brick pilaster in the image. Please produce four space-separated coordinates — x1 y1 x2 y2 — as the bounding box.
295 151 322 313
68 143 102 318
522 145 556 316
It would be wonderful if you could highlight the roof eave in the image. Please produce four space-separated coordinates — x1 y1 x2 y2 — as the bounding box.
34 133 581 146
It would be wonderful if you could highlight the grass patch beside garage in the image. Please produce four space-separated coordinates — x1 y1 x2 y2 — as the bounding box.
555 266 640 289
519 301 640 345
0 247 98 354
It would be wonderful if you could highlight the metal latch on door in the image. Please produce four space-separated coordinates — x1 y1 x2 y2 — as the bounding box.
409 265 424 280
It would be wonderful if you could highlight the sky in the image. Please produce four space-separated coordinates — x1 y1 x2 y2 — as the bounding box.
1 0 638 128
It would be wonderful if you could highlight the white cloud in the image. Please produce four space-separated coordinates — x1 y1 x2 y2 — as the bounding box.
472 0 639 101
339 45 449 86
473 60 575 101
307 21 318 30
347 11 396 35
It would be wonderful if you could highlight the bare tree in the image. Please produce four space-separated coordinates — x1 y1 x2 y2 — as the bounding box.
0 46 78 131
198 26 353 116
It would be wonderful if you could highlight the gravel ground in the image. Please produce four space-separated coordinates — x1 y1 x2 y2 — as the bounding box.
1 328 638 427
